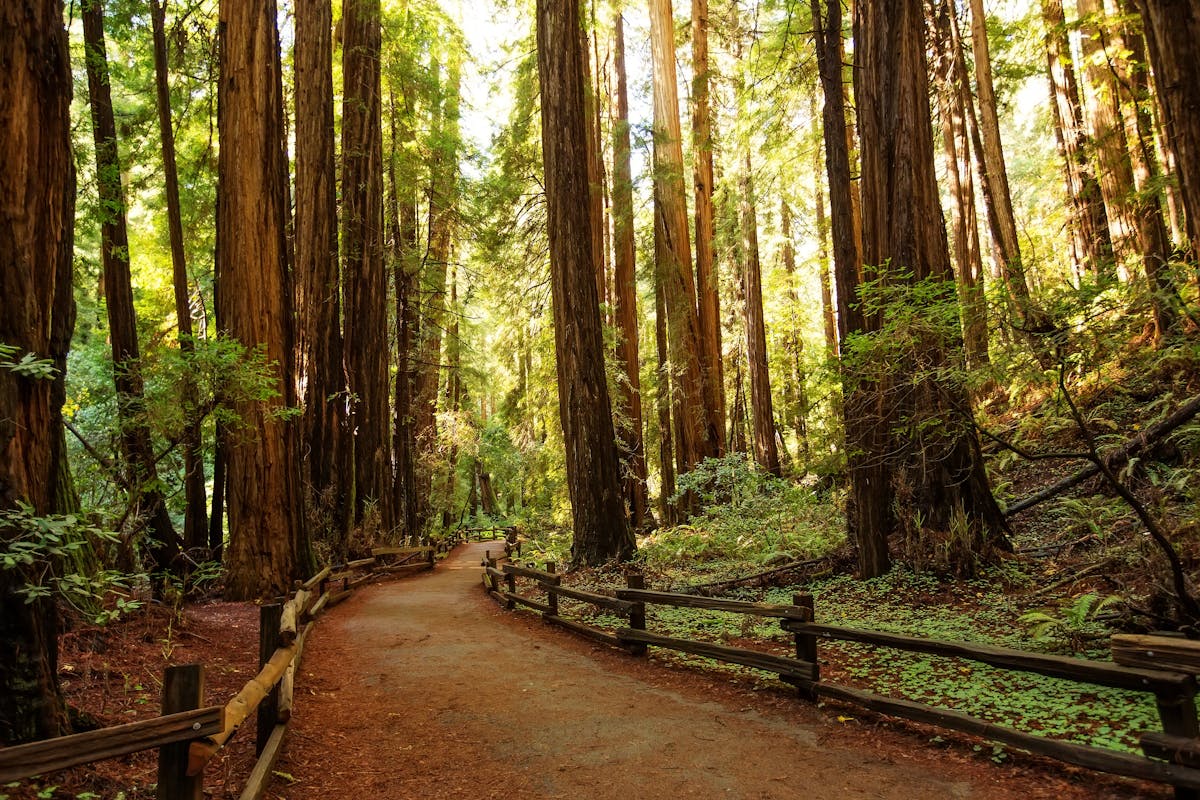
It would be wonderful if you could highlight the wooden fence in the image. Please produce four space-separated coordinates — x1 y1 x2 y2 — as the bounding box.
483 553 1200 799
0 545 441 799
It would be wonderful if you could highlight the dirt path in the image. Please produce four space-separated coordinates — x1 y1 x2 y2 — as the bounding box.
272 542 1161 799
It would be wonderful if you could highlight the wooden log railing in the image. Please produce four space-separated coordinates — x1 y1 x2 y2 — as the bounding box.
2 543 449 799
483 566 1200 798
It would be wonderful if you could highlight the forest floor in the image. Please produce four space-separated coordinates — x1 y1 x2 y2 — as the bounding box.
6 541 1181 799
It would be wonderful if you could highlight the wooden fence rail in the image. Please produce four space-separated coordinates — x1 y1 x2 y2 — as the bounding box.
1 542 446 799
486 560 1200 798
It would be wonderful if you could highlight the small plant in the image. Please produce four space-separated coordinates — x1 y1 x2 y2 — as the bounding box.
1018 593 1121 653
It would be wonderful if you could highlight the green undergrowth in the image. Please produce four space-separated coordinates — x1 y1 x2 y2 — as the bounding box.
549 563 1183 756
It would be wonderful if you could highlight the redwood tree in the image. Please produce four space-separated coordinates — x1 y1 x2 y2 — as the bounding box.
296 0 349 548
83 0 180 578
342 0 392 525
612 13 650 529
855 0 1007 576
536 0 635 564
217 0 309 599
0 0 74 743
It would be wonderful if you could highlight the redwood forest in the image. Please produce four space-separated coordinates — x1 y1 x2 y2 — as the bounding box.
5 0 1200 796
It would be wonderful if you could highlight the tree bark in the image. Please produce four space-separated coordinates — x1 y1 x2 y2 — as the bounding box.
968 0 1057 365
692 0 726 452
413 56 461 534
649 0 719 475
217 0 308 599
739 155 780 476
389 86 420 541
342 0 391 526
930 0 989 370
0 0 74 743
780 200 811 461
535 0 635 565
295 0 349 549
83 0 180 579
654 239 677 528
150 0 207 551
1041 0 1114 279
612 13 649 530
1137 0 1200 249
856 0 1008 577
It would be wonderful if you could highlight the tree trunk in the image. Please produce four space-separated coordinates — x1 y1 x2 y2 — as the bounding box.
856 0 1008 577
1110 5 1183 340
1138 0 1200 249
930 0 989 370
780 200 811 461
295 0 349 550
217 0 308 599
342 0 391 526
1041 0 1114 279
739 155 780 476
968 0 1057 365
389 87 421 542
612 13 649 530
1078 0 1141 271
692 0 726 452
813 0 889 576
654 249 677 528
535 0 635 565
84 0 180 580
0 0 74 743
150 0 207 551
413 56 461 534
649 0 720 477
812 109 840 361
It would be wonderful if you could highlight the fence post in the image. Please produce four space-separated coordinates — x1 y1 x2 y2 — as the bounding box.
1154 684 1200 800
157 664 204 800
546 561 559 616
625 573 647 656
505 568 517 610
256 603 283 755
792 593 818 701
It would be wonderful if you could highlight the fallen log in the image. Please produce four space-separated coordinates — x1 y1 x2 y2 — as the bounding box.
686 556 833 595
1006 393 1200 517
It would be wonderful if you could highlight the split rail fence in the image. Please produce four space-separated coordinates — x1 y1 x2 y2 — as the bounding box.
483 552 1200 799
0 543 448 799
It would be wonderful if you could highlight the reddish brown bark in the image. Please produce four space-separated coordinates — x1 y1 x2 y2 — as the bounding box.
612 13 649 530
217 0 308 598
535 0 634 564
739 155 780 476
0 0 74 742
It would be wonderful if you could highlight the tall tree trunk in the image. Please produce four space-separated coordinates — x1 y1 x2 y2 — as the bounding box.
535 0 635 565
780 200 811 461
583 11 607 308
813 0 889 576
739 155 780 476
612 13 649 530
84 0 180 580
150 0 207 550
1041 0 1114 278
295 0 348 551
0 0 74 743
1110 6 1183 340
931 0 989 370
413 56 461 534
812 107 839 361
968 0 1057 364
654 246 677 528
692 0 726 451
440 265 461 531
649 0 719 475
217 0 308 599
342 0 391 526
856 0 1008 577
1137 0 1200 249
1077 0 1141 271
389 87 420 541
